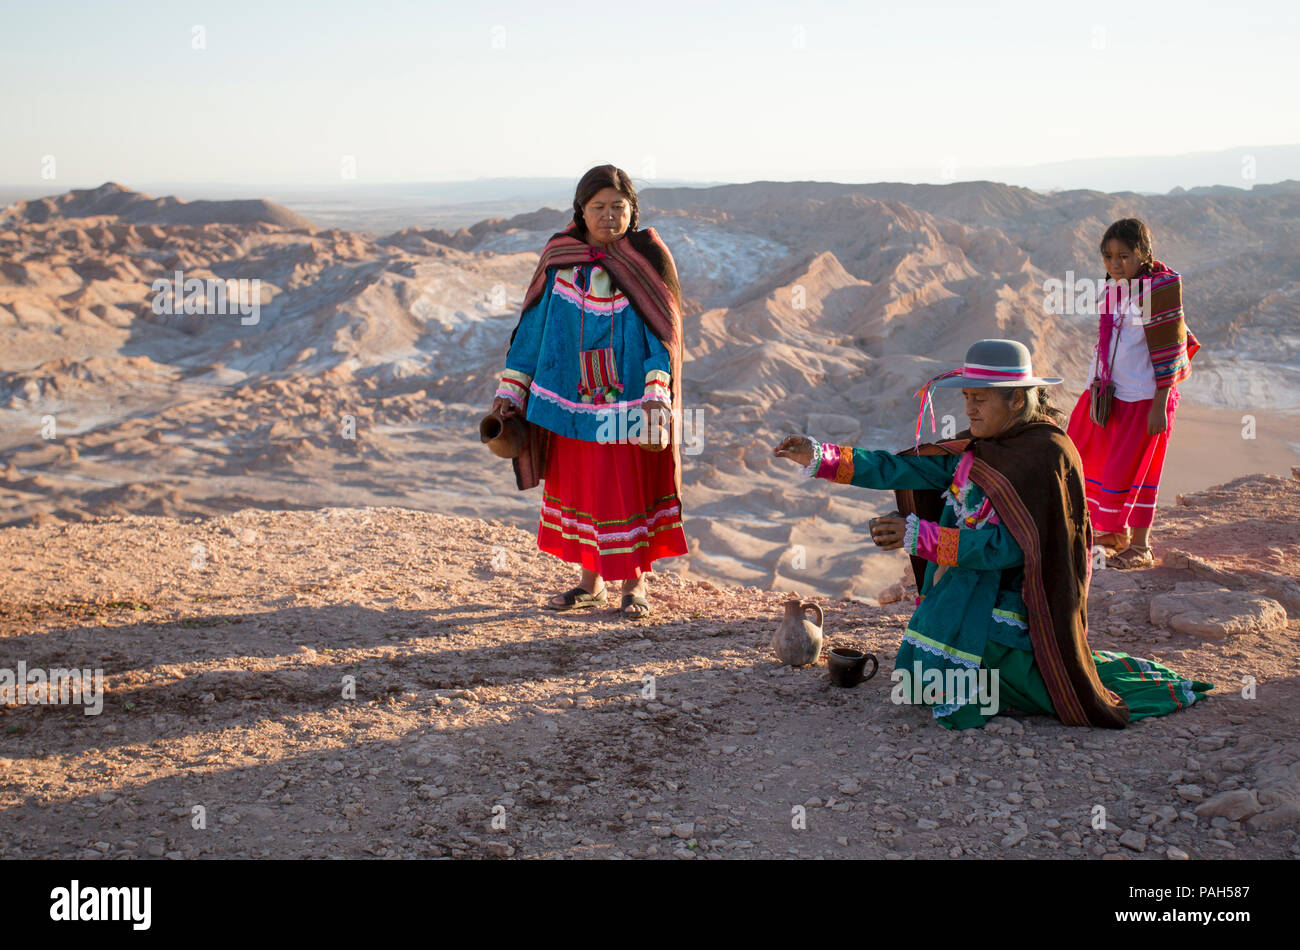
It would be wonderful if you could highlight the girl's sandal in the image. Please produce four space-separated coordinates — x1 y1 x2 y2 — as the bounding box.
620 593 651 619
1095 532 1131 556
1107 546 1154 570
543 584 607 611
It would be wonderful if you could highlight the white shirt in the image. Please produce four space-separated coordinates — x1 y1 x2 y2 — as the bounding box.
1086 293 1156 401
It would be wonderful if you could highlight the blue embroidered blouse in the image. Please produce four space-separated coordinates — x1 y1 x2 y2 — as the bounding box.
495 264 673 443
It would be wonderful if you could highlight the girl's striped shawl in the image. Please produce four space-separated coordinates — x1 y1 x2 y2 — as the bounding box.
1104 260 1200 389
506 223 685 499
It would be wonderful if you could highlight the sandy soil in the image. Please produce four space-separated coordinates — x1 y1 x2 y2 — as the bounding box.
1 474 1297 860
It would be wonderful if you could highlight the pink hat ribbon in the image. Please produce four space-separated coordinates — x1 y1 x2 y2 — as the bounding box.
912 368 963 451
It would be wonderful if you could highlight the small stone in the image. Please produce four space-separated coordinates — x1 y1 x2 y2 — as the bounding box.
673 823 695 839
916 818 940 830
1150 588 1286 639
485 841 514 858
1000 828 1027 848
838 780 862 795
97 791 117 803
1166 846 1190 860
146 843 165 857
1195 789 1263 822
1246 802 1300 832
1175 784 1204 803
1119 830 1147 852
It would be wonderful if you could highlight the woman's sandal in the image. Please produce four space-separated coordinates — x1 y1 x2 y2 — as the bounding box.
543 584 607 611
620 592 651 619
1107 545 1154 570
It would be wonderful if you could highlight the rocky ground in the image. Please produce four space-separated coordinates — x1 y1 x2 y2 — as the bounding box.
0 473 1297 860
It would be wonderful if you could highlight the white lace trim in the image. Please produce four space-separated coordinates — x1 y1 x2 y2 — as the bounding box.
903 512 919 555
798 435 822 478
901 632 981 670
943 484 997 528
991 611 1029 630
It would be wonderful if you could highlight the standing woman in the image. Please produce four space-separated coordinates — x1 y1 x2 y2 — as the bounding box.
1066 218 1200 569
489 165 687 617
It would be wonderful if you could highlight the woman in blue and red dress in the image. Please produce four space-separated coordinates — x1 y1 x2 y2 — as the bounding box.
489 165 687 617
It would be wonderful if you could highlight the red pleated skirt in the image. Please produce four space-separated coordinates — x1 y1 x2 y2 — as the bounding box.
537 433 687 580
1066 388 1179 533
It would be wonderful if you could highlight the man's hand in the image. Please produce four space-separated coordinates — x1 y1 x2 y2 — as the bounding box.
870 513 906 550
774 436 815 467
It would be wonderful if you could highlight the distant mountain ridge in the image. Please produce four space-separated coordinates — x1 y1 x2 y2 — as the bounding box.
4 181 315 230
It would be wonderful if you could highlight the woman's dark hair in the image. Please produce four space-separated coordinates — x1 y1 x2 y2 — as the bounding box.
997 385 1066 426
1099 218 1154 268
572 164 640 236
566 164 682 309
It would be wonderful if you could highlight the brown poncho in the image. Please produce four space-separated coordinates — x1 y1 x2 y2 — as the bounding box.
895 420 1130 728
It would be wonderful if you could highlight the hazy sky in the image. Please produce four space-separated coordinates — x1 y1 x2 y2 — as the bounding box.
3 0 1298 187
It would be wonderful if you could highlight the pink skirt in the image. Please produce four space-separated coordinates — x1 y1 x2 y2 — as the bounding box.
1066 389 1179 533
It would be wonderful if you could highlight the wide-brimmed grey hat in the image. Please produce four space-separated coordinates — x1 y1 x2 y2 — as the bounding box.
928 339 1063 389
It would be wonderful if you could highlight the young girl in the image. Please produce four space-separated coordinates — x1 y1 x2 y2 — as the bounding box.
1066 218 1200 569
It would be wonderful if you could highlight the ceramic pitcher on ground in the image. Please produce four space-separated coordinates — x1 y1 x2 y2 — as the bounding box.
773 598 824 666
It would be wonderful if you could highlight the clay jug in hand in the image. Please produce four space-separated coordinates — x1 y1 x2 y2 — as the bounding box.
773 598 824 666
479 410 528 459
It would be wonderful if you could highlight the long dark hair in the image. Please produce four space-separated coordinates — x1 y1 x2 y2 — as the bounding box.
1100 218 1155 271
572 164 640 237
568 164 681 308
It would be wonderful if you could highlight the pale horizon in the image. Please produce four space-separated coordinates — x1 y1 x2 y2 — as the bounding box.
4 0 1299 189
